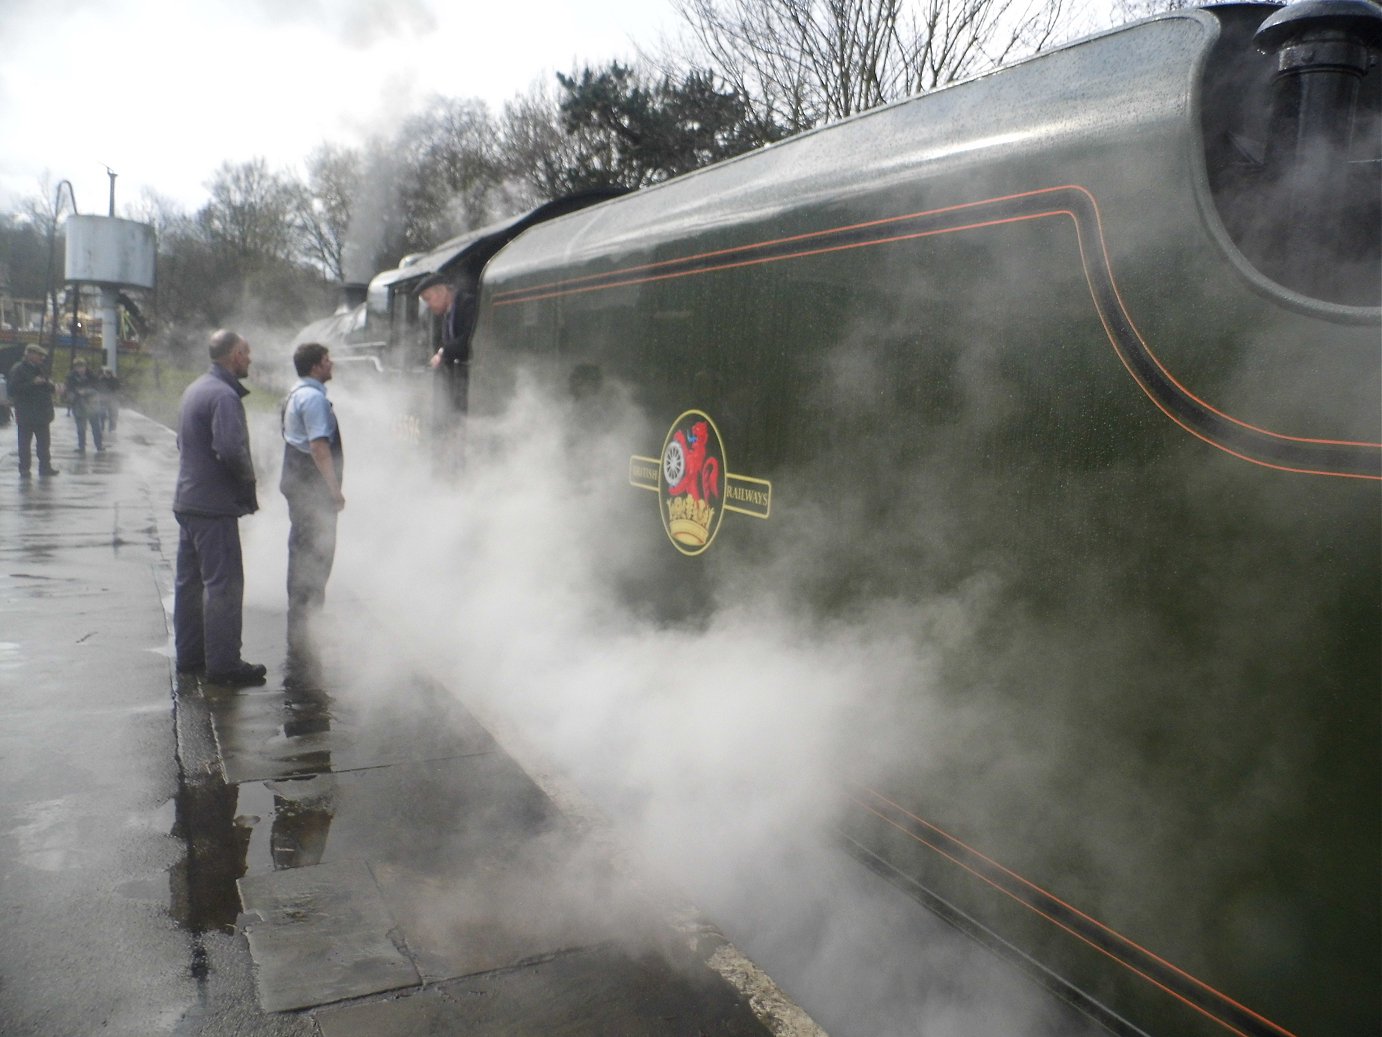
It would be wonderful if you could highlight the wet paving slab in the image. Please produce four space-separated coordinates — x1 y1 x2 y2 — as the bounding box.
206 678 496 784
367 833 646 985
232 751 559 876
207 670 710 1017
314 943 775 1036
238 859 421 1011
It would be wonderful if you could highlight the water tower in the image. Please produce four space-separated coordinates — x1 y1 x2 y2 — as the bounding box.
64 214 155 374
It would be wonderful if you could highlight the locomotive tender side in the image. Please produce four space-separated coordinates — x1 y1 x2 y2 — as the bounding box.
455 5 1379 1036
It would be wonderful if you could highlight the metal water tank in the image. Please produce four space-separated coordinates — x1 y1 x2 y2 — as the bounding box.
64 215 156 289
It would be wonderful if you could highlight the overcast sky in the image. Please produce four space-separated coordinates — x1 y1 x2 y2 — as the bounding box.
0 0 680 216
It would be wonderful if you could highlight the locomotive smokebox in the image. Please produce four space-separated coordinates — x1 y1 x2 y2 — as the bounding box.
1254 0 1382 296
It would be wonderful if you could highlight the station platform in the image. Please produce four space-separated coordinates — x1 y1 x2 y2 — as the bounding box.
0 409 824 1037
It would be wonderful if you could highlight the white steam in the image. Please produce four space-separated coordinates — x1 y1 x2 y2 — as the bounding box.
229 362 1080 1036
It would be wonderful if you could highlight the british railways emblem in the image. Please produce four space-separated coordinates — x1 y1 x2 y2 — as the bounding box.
628 409 772 555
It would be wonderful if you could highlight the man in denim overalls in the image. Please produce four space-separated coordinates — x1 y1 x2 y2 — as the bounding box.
280 342 345 651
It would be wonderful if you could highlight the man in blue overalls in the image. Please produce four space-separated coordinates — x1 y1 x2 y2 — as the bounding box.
280 342 345 651
173 330 263 685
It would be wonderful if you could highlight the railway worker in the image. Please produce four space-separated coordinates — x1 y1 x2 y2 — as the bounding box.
279 342 344 649
8 344 58 477
418 272 473 367
172 329 265 687
418 271 477 415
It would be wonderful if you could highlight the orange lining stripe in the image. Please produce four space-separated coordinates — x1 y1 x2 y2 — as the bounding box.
852 786 1302 1037
493 211 1052 303
1058 204 1382 480
491 192 1054 301
1066 185 1379 452
491 185 1381 477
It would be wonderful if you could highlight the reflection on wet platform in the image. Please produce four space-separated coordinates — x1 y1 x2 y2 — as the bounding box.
203 671 494 785
171 616 708 1025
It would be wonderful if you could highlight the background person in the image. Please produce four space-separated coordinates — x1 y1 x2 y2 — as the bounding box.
97 366 120 432
172 329 265 686
8 344 58 477
63 357 103 453
279 342 344 649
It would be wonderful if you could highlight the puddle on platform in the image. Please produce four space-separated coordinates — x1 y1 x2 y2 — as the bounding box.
237 775 338 875
169 683 343 937
168 769 253 934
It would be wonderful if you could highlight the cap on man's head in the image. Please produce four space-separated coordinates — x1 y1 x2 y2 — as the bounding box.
415 272 452 294
73 357 87 366
25 344 47 357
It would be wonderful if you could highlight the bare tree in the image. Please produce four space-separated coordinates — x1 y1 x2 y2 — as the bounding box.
668 0 1070 132
396 97 504 248
198 158 302 264
18 172 68 243
16 173 82 342
297 143 360 282
1108 0 1195 24
498 82 583 203
127 188 189 238
194 159 333 327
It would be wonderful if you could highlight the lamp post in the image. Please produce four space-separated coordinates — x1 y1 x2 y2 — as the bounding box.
101 168 119 372
35 180 79 366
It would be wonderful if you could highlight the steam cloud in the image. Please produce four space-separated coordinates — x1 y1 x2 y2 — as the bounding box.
224 357 1091 1036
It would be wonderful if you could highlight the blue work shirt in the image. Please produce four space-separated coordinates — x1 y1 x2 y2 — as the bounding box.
282 378 336 453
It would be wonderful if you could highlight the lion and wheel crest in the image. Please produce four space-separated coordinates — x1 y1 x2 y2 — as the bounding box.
660 412 725 554
628 409 771 555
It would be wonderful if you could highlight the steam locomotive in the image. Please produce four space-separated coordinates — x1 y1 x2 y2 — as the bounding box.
304 4 1381 1034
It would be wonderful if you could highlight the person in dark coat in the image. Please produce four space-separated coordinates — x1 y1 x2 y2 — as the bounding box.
419 272 477 415
8 344 59 477
64 357 103 453
279 342 344 650
419 273 477 367
172 329 265 686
